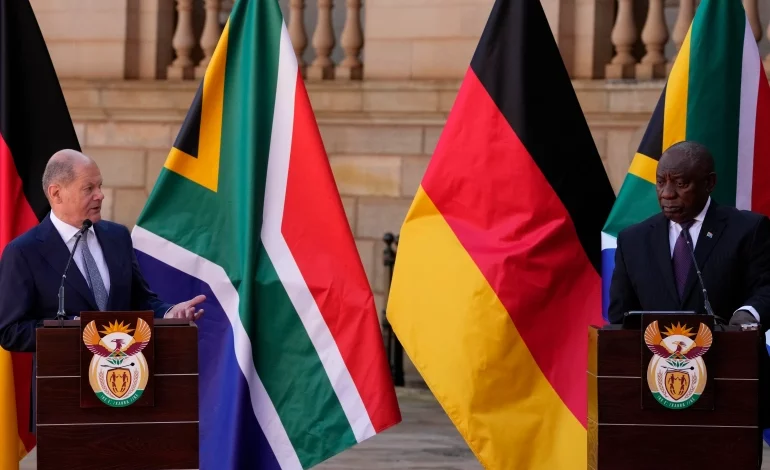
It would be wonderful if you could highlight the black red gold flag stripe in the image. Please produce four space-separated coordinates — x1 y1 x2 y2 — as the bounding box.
386 0 616 467
0 0 81 463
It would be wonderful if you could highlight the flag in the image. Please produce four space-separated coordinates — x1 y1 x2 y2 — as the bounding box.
385 0 615 468
130 0 401 468
600 0 770 319
0 0 82 466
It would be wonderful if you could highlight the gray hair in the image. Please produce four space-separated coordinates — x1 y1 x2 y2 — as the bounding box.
41 149 89 198
664 141 715 174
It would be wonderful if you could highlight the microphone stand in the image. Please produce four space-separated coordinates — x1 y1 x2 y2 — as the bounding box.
683 228 724 331
55 220 92 325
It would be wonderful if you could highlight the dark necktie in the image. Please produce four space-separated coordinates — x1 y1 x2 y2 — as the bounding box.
80 230 108 311
672 220 695 301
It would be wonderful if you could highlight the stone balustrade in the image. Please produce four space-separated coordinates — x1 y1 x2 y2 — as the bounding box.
27 0 770 82
606 0 770 79
166 0 363 80
161 0 770 82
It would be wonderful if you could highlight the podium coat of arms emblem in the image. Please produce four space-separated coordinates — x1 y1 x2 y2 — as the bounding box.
644 320 712 409
82 318 151 407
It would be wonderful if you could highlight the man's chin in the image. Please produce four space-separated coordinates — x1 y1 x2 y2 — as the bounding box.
662 207 684 221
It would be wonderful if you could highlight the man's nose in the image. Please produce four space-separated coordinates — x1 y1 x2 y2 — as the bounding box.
659 182 677 199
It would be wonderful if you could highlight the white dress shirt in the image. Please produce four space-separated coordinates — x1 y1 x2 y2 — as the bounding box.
50 211 111 297
668 197 759 322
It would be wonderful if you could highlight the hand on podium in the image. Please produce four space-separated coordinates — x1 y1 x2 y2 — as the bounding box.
164 294 206 320
729 309 758 326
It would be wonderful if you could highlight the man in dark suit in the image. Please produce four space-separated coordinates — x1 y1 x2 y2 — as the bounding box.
0 149 206 353
608 140 770 327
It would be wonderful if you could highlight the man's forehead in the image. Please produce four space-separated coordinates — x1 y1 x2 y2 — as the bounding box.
73 161 99 175
659 151 697 170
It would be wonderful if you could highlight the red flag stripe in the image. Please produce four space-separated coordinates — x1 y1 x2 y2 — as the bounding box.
422 69 602 426
0 132 38 453
0 134 39 248
752 64 770 213
281 73 401 432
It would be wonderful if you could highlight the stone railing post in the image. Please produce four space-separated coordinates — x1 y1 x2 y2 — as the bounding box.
167 0 196 80
635 0 668 79
307 0 336 80
196 0 222 78
288 0 308 76
336 0 363 80
605 0 637 79
670 0 694 69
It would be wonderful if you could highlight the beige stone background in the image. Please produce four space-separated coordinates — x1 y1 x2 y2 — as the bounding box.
26 0 770 384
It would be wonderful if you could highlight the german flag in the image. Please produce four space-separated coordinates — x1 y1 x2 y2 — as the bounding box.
0 0 81 465
386 0 615 467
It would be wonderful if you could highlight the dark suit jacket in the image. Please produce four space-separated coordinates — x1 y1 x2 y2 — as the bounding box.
0 213 172 352
608 201 770 326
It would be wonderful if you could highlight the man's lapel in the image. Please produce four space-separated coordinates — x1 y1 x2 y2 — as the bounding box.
680 202 727 307
36 214 98 310
94 222 122 311
651 214 681 306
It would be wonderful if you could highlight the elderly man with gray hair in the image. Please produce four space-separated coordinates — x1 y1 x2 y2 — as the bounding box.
0 149 205 353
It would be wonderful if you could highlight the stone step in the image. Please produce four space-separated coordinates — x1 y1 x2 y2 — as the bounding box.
60 78 667 117
70 112 446 158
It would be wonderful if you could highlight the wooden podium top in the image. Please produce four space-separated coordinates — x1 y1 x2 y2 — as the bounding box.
42 318 195 327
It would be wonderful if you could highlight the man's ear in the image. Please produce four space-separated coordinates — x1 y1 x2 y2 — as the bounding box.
706 172 717 193
47 184 61 204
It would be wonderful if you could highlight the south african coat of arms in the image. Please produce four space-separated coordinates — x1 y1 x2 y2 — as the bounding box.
644 320 712 409
83 318 151 407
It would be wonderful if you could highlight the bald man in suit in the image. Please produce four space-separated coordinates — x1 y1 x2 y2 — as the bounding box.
0 149 206 352
608 141 770 328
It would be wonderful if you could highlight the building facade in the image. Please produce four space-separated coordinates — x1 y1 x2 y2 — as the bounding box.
27 0 770 384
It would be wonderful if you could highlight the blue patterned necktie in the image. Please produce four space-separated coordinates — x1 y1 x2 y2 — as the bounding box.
80 230 108 311
672 220 695 301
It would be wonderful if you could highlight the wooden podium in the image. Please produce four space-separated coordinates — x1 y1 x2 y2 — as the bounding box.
588 313 766 469
35 312 199 470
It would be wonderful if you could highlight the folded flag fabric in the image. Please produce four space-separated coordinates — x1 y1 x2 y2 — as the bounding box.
131 0 401 468
0 0 82 466
385 0 616 468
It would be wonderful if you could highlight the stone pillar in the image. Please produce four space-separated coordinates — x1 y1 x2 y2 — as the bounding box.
363 0 614 80
363 0 495 80
127 0 176 79
29 0 175 79
29 0 130 78
542 0 614 79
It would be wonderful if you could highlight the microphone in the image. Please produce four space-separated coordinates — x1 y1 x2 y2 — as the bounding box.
681 225 721 326
55 219 93 321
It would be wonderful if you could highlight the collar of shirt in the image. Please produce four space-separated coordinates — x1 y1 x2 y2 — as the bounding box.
50 211 94 245
668 196 711 256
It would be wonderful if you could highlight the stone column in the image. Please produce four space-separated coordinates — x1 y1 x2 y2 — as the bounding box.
30 0 176 80
363 0 494 79
29 0 131 78
363 0 615 80
126 0 176 79
635 0 668 79
605 0 638 79
543 0 615 79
